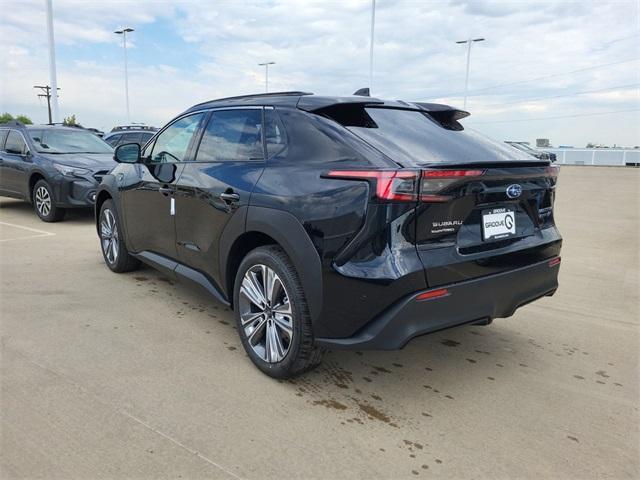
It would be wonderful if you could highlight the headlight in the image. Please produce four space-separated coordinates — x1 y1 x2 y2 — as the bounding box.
53 163 91 177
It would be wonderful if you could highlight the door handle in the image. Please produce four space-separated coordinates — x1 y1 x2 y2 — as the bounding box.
219 192 240 203
158 186 173 196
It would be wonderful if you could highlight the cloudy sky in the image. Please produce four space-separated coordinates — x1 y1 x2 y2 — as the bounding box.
1 0 638 147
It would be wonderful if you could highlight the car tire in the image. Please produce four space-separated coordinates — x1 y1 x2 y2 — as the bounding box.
233 245 324 379
99 199 140 273
32 179 65 222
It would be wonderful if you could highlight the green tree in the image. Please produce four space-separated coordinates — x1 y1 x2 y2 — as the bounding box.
0 113 33 124
63 114 78 126
15 115 32 125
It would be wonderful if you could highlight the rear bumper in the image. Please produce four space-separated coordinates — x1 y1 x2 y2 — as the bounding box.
315 257 560 350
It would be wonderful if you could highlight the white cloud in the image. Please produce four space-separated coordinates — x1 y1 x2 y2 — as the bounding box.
0 0 638 146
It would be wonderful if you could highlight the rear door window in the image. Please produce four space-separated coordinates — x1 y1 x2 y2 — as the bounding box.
195 109 263 162
334 107 532 165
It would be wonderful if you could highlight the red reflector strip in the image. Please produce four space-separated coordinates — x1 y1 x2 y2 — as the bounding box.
416 288 450 301
422 169 484 178
548 257 561 267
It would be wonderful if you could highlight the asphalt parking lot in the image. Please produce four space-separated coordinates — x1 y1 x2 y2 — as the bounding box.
1 166 638 479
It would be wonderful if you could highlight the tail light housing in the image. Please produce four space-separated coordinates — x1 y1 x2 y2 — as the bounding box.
420 169 485 202
325 170 419 202
325 168 487 203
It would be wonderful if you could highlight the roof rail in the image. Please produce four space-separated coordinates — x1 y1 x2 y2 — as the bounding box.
191 91 313 108
0 120 24 127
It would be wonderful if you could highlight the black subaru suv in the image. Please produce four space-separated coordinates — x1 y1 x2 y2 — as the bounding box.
95 92 562 378
0 121 115 221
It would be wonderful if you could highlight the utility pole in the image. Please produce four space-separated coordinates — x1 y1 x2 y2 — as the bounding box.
45 0 60 123
455 37 485 108
115 27 134 123
34 85 61 124
369 0 376 93
258 62 275 92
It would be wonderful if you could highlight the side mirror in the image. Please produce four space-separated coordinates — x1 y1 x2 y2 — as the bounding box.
114 143 141 163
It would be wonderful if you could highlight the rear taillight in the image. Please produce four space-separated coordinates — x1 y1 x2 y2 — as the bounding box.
325 170 419 202
546 165 559 186
420 169 485 202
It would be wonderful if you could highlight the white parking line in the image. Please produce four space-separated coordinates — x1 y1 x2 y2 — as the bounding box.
0 221 56 242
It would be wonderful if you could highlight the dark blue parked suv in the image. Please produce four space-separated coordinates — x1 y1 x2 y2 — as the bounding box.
0 121 115 221
96 92 562 378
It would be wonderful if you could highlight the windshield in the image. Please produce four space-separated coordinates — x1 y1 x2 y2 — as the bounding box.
344 107 532 165
28 129 113 154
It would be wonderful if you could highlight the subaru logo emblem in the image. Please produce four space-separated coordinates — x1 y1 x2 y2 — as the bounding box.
506 184 522 198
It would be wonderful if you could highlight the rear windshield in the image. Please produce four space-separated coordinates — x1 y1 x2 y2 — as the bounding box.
339 107 532 166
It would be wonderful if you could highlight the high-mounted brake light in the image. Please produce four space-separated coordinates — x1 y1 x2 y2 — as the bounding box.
325 170 419 202
548 257 561 267
420 169 485 202
415 288 450 301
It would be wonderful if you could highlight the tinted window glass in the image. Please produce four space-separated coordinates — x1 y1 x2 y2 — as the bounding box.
28 129 112 154
5 131 27 155
105 134 121 146
345 107 532 165
118 133 141 146
195 109 263 162
264 109 286 157
140 132 154 145
0 130 8 149
151 114 204 163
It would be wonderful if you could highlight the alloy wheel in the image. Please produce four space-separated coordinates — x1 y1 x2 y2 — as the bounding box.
239 264 294 363
100 209 119 264
35 186 51 217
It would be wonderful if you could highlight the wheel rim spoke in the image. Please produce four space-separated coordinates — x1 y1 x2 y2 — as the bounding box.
246 315 268 346
265 322 285 363
239 264 293 364
101 210 119 264
241 311 264 326
240 271 267 308
35 187 51 215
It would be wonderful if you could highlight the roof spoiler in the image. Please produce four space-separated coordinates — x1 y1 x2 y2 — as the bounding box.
297 95 384 112
412 102 470 131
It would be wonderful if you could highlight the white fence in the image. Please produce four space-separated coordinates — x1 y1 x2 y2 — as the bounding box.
542 148 640 166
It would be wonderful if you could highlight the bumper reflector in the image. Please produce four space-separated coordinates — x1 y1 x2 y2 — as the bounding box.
548 257 561 267
416 288 450 301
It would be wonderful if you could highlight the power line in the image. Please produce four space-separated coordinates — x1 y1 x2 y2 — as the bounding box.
33 85 61 125
482 83 640 107
426 57 640 100
470 108 640 124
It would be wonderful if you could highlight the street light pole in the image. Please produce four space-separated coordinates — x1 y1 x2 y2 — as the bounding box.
455 37 485 109
45 0 60 123
115 28 134 123
369 0 376 93
258 62 275 93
